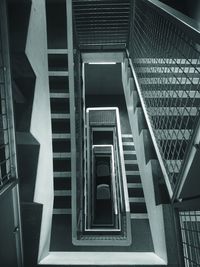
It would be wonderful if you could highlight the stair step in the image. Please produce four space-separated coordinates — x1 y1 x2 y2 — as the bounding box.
123 150 136 155
124 153 137 161
51 113 70 119
52 120 70 133
49 71 69 76
138 77 200 85
126 170 140 176
143 89 200 99
54 190 71 196
129 202 147 213
128 188 144 198
156 129 191 140
122 142 135 146
127 183 142 189
50 92 69 99
48 49 68 54
52 133 71 139
125 160 138 165
125 163 139 171
129 197 145 203
53 158 71 172
53 208 71 215
121 134 133 138
53 152 71 159
54 178 71 190
130 213 148 219
54 171 71 178
135 66 200 74
134 58 200 65
147 107 197 116
54 195 71 209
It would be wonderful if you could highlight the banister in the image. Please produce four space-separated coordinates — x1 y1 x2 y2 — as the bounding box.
126 49 173 198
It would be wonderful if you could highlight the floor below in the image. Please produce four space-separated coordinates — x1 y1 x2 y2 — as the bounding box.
50 214 153 252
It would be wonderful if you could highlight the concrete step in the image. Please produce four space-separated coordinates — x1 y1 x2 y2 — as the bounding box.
155 129 191 140
54 190 71 197
135 66 200 74
123 141 135 146
129 202 147 213
129 197 145 203
54 195 71 209
133 57 200 65
48 49 69 54
53 208 71 215
53 152 71 159
143 90 200 99
148 107 197 116
127 183 142 189
139 77 199 85
50 92 69 99
128 187 144 198
125 159 138 165
54 178 71 191
49 71 69 76
52 133 71 140
126 170 140 176
54 171 71 178
130 213 148 219
51 113 70 119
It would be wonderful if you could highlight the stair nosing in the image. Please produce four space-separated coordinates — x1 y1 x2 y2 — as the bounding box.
54 171 71 178
53 208 71 215
54 190 71 196
129 197 145 203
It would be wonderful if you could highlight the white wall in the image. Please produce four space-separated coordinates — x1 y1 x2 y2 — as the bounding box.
26 0 54 261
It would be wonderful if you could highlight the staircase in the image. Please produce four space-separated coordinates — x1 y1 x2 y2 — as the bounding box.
122 134 148 219
48 50 72 217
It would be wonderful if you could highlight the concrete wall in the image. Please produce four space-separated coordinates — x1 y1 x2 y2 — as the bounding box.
26 0 54 261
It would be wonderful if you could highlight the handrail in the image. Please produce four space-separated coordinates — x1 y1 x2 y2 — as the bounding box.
128 0 200 200
84 107 130 233
115 108 130 213
126 50 173 198
144 0 200 41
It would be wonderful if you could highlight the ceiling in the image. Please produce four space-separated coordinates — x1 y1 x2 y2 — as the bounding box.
73 0 131 50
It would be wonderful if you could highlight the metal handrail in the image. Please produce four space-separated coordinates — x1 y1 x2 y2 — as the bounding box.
128 0 200 201
84 107 130 233
126 50 173 198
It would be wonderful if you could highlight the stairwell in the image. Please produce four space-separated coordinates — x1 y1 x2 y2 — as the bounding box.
122 134 148 219
48 50 72 218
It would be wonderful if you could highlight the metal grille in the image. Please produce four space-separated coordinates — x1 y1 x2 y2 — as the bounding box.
0 12 14 190
73 0 131 50
179 210 200 266
128 0 200 189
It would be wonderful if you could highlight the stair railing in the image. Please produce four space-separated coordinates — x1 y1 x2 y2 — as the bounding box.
128 0 200 201
84 107 130 239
